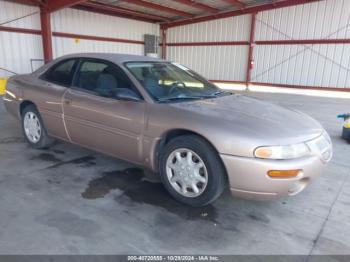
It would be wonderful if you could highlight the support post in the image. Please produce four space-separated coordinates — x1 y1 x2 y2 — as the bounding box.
246 12 257 88
161 26 167 59
40 7 53 62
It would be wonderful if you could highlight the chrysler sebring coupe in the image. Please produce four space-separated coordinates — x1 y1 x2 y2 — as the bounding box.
3 53 332 206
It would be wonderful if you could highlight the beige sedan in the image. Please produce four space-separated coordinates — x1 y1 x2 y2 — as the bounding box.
3 53 332 206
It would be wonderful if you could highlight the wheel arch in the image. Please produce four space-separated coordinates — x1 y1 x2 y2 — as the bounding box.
19 100 36 116
153 128 224 172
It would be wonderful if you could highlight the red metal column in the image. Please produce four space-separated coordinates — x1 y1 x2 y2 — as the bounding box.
246 12 257 86
161 26 167 59
40 7 53 62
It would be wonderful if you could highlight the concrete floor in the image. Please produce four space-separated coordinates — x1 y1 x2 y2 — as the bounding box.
0 92 349 255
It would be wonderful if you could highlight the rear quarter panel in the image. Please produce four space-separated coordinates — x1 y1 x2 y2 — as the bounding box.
3 75 25 119
22 75 69 140
4 74 69 140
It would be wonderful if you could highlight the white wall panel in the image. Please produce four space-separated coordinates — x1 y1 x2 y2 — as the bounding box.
52 8 159 42
252 0 350 88
166 0 350 89
0 32 43 77
0 0 40 29
252 44 350 88
167 14 251 43
256 0 350 40
166 14 251 81
53 37 144 58
2 0 349 90
167 46 248 81
51 8 159 58
0 0 159 77
0 1 42 77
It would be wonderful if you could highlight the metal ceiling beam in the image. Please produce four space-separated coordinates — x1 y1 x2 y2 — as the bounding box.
172 0 219 13
47 0 88 12
163 0 322 28
11 0 169 23
223 0 245 8
10 0 44 6
120 0 193 17
77 1 170 22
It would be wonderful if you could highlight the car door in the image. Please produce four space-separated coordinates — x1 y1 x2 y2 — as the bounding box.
62 58 146 164
36 58 79 141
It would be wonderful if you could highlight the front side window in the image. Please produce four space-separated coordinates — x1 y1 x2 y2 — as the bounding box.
125 62 225 102
75 60 136 98
44 59 77 86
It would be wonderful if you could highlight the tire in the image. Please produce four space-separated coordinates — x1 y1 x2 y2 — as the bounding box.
21 104 55 149
159 135 227 207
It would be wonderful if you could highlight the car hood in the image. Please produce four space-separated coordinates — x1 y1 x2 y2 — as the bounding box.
167 94 324 152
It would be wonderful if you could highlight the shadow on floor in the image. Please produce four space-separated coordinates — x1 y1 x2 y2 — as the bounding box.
81 167 218 223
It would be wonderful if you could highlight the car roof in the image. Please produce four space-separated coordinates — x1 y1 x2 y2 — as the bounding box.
58 53 166 65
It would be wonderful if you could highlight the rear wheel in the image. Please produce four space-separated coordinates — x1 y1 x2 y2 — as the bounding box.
159 135 226 207
21 104 54 149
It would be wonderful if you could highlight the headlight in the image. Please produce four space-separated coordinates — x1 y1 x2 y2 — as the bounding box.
306 133 332 162
254 143 310 159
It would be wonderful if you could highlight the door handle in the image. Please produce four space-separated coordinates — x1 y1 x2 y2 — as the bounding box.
64 99 71 105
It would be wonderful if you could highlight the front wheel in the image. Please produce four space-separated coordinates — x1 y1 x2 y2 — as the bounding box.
159 135 227 207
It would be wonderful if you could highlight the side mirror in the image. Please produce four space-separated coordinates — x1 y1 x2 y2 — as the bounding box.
114 88 142 102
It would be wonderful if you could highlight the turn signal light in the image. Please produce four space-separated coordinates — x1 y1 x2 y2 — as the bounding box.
254 147 272 158
267 169 302 178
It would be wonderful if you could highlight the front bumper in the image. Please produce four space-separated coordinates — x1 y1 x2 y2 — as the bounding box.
220 154 328 201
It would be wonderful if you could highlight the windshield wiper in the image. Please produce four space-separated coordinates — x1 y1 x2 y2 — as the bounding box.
157 96 205 102
209 90 232 97
157 91 232 103
189 91 231 99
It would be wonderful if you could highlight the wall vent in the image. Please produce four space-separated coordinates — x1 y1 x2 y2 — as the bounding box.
144 34 159 57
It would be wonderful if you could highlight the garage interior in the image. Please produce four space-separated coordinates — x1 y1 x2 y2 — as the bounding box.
1 0 350 256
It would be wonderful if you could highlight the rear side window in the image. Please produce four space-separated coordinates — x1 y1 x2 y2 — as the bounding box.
75 61 109 91
43 59 77 86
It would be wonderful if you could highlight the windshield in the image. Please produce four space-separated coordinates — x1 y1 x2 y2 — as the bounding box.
125 62 226 102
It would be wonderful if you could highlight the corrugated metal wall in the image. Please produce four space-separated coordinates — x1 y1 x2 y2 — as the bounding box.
166 0 350 89
0 0 40 29
51 8 158 57
166 15 251 81
167 15 251 43
0 1 41 77
0 0 159 77
167 46 248 81
255 1 350 40
1 0 349 89
252 0 350 88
